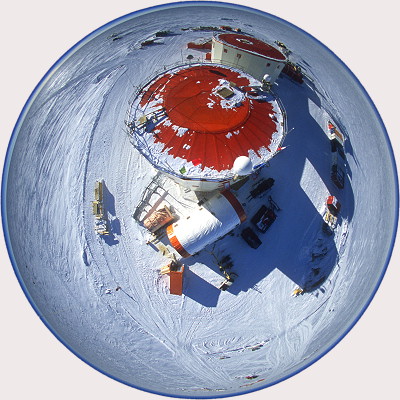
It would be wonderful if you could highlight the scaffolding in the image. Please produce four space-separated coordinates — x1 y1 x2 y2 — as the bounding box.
133 172 169 223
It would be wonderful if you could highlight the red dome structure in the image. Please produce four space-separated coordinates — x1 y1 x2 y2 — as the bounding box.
127 63 286 191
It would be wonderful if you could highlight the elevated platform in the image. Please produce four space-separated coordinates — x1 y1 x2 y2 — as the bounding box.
128 63 285 181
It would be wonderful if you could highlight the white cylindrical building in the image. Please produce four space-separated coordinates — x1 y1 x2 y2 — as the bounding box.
167 190 246 258
211 33 286 83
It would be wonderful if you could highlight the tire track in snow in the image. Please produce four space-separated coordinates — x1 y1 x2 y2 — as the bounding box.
81 65 127 267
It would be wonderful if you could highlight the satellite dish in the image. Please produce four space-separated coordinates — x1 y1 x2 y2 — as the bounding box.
232 156 253 176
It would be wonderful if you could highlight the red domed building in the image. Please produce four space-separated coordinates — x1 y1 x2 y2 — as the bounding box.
126 62 286 192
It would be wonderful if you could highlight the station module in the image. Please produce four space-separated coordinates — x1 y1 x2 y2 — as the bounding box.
125 33 288 292
211 32 287 83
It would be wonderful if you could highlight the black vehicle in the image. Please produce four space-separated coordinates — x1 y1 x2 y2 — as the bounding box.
331 151 346 189
247 178 275 200
251 205 276 233
241 227 262 249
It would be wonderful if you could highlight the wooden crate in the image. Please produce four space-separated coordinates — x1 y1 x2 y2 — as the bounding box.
143 205 174 233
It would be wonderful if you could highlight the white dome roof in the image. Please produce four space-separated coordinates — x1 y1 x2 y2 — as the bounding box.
232 156 253 176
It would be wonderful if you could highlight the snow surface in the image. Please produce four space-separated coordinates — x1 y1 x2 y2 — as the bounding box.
2 3 398 399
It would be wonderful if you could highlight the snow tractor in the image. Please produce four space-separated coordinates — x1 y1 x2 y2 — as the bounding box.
322 195 341 235
251 204 277 233
327 120 345 153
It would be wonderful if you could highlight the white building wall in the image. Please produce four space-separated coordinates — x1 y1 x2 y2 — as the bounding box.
211 37 285 84
165 172 231 192
168 191 244 257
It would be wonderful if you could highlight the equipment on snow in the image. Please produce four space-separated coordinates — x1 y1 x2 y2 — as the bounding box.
247 178 274 200
241 227 262 249
251 205 277 233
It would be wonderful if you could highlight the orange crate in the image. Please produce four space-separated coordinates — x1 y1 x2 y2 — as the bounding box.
170 266 185 295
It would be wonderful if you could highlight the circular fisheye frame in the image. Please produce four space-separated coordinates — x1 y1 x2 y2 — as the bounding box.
2 1 398 399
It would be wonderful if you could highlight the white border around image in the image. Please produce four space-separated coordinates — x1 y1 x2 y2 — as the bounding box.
0 1 398 400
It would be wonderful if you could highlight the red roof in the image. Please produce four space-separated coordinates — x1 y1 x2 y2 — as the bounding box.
138 65 281 173
216 33 286 61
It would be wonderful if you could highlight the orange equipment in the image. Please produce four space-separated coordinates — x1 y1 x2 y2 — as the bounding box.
169 265 185 296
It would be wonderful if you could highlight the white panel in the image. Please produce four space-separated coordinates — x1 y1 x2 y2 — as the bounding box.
173 193 241 255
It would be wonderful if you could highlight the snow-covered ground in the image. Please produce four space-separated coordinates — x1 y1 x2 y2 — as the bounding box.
1 1 398 400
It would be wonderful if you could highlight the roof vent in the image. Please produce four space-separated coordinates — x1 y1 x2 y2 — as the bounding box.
237 38 253 45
